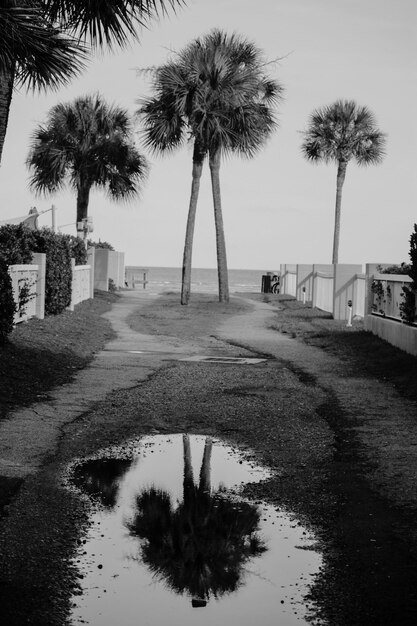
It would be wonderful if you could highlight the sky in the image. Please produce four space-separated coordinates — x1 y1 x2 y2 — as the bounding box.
0 0 416 270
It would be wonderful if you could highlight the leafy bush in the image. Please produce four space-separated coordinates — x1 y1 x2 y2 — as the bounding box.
0 224 34 264
31 229 72 315
63 234 88 265
399 224 417 324
88 239 115 250
377 262 411 275
0 258 16 344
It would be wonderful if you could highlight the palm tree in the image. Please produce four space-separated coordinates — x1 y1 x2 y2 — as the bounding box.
301 99 386 264
127 435 266 605
138 29 282 304
0 1 84 164
0 1 184 166
27 94 148 232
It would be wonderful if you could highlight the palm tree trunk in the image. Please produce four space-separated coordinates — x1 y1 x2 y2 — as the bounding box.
0 64 16 166
199 438 212 494
332 160 347 264
183 434 195 506
209 149 229 303
181 143 204 305
76 182 91 235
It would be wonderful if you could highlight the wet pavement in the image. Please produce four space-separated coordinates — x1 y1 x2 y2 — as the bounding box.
1 291 417 625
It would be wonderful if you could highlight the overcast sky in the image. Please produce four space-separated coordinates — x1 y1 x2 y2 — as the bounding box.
0 0 415 269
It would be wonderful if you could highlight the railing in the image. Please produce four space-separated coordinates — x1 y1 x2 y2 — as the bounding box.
371 273 414 322
8 264 38 323
314 271 334 313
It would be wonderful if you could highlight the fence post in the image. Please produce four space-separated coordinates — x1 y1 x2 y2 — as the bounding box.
87 247 95 299
31 252 46 320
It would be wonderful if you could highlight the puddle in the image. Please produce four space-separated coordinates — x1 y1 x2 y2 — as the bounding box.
180 356 267 364
67 435 321 625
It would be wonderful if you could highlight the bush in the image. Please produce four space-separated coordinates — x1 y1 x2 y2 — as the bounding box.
88 239 114 250
0 258 16 344
63 234 88 265
31 229 72 315
0 224 34 264
399 224 417 325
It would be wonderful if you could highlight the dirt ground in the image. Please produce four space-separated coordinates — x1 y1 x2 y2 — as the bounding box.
0 291 417 625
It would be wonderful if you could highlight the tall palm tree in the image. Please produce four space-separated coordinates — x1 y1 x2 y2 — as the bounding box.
27 94 148 231
301 99 386 263
0 1 184 166
138 29 282 304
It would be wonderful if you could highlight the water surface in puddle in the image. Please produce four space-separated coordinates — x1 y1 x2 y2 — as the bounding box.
69 434 321 625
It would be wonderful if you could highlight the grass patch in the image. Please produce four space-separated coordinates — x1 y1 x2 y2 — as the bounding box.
0 291 118 421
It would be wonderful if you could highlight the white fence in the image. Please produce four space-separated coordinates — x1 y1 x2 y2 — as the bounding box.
354 274 366 318
278 261 417 356
68 261 92 311
314 272 334 313
7 252 94 324
279 264 297 297
8 264 39 323
370 273 413 321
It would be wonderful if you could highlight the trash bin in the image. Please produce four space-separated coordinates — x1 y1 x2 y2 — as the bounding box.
261 274 272 293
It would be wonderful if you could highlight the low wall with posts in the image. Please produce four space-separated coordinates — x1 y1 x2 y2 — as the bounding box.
364 263 417 356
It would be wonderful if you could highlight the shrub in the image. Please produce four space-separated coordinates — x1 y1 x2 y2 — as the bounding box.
63 234 88 265
31 229 72 315
0 224 34 264
378 262 411 275
399 224 417 324
88 239 115 250
0 258 16 344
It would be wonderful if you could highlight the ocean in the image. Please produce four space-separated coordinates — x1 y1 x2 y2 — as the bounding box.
142 267 267 294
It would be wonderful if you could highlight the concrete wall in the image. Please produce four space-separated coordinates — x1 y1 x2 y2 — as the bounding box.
94 249 125 291
365 314 417 357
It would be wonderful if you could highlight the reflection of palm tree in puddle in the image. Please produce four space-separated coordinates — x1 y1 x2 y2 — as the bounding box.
72 459 132 509
127 435 267 606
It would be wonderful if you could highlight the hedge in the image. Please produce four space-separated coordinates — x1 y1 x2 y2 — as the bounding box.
0 257 16 344
0 225 89 340
30 229 73 315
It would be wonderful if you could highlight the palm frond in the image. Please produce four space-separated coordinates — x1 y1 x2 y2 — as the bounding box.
43 0 185 49
0 3 86 90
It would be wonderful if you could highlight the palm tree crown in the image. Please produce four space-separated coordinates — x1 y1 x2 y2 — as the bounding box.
302 100 386 166
139 29 282 303
27 94 148 228
301 99 386 263
141 29 280 158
